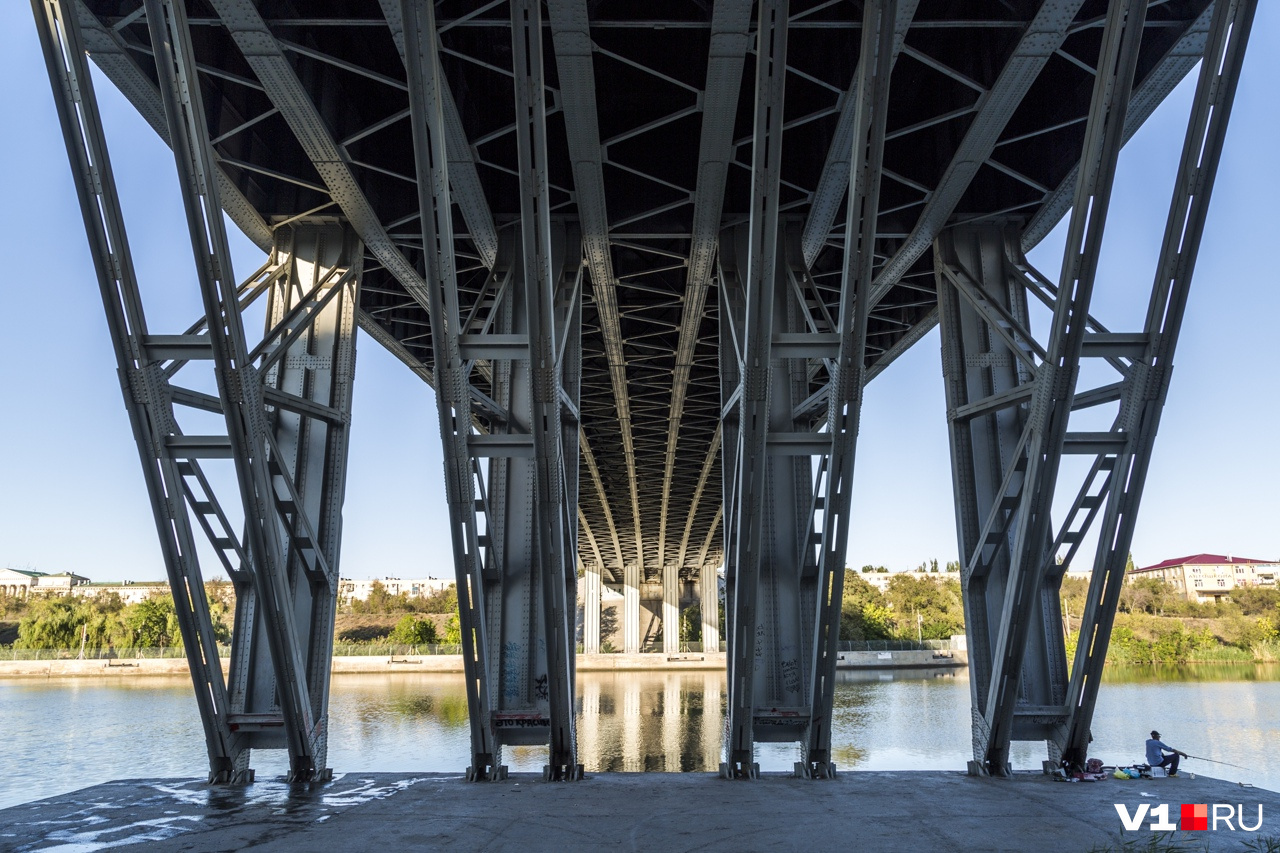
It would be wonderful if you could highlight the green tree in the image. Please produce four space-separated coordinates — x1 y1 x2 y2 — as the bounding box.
353 581 410 615
418 584 458 614
387 614 438 646
680 603 702 644
839 571 894 641
885 575 964 640
1119 576 1172 616
443 614 462 645
15 595 123 650
1231 586 1280 616
123 596 180 648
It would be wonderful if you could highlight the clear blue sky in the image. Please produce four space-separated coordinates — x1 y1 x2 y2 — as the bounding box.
1 7 1276 582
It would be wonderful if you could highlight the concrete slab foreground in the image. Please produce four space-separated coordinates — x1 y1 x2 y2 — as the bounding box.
0 771 1275 852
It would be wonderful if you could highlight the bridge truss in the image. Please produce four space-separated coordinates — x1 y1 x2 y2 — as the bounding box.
34 0 1255 781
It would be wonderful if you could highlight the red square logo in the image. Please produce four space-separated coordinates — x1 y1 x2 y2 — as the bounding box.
1181 803 1208 831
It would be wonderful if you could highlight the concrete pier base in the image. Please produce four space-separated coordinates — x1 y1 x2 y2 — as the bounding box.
1 772 1275 851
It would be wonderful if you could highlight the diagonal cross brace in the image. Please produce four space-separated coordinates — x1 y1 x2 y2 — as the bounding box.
802 0 896 779
400 0 498 781
32 0 244 783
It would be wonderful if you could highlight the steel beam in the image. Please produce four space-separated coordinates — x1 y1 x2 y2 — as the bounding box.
69 0 272 252
870 0 1086 306
800 0 894 781
799 0 917 268
655 0 752 618
208 0 433 317
1022 5 1220 250
547 0 644 614
721 0 789 779
378 0 498 269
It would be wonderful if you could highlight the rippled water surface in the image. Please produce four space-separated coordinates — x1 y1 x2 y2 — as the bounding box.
3 664 1276 809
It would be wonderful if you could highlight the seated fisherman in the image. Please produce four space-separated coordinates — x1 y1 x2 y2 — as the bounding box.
1146 730 1187 777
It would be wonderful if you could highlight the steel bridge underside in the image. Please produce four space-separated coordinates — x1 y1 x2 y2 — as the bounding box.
45 0 1253 781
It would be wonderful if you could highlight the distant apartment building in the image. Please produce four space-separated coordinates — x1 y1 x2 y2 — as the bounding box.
72 580 171 605
0 568 90 598
337 576 453 604
4 567 459 606
858 570 959 592
1129 553 1279 603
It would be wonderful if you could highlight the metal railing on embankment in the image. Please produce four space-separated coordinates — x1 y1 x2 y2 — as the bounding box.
332 644 462 657
837 639 959 652
4 638 962 660
1 647 223 661
2 645 466 660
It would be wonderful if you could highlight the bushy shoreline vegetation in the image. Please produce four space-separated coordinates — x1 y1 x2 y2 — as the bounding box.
1061 575 1280 665
0 581 232 652
839 570 965 642
4 571 1278 665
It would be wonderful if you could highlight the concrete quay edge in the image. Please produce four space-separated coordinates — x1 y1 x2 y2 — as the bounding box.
1 770 1273 852
0 649 965 678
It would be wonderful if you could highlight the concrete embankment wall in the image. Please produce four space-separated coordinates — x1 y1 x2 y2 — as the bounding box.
836 649 967 668
0 657 201 678
0 649 965 678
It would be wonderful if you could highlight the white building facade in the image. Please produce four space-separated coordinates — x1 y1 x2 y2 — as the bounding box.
1129 553 1279 602
337 577 454 604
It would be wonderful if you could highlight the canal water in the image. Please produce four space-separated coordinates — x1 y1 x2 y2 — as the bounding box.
2 665 1276 809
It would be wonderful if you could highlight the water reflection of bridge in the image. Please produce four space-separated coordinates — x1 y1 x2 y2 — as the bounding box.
578 673 723 774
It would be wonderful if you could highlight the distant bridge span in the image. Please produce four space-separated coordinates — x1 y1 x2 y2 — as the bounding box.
34 0 1255 782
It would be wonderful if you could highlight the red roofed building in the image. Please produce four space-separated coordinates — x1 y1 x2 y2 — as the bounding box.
1129 554 1278 602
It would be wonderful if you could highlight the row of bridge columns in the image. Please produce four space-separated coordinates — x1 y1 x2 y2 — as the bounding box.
579 566 721 655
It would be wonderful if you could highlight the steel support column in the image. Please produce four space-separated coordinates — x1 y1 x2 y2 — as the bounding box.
512 0 580 780
1057 0 1258 768
937 0 1254 771
937 0 1151 777
227 221 362 780
403 0 583 781
38 0 362 784
583 561 601 654
144 0 349 782
33 0 243 784
720 0 789 780
401 0 497 781
936 225 1058 776
800 0 894 780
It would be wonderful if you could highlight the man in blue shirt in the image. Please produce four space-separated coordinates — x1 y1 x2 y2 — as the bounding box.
1146 730 1186 776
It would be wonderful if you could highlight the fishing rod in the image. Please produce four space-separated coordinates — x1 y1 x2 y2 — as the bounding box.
1183 754 1258 772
